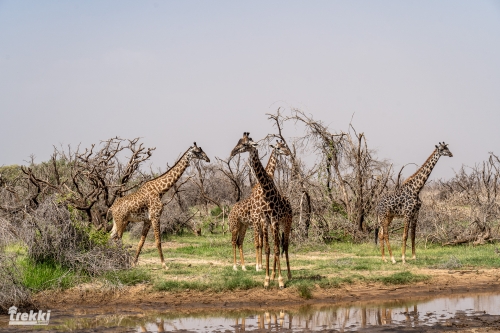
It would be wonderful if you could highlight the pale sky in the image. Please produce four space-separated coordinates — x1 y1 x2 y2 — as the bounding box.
1 1 499 179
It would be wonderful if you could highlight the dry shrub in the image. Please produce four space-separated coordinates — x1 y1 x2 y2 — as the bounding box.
0 253 32 313
20 198 132 275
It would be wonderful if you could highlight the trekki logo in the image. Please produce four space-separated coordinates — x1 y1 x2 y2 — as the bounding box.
8 306 51 326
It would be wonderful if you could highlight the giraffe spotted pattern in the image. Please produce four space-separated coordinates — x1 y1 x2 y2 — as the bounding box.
109 143 210 269
376 142 453 264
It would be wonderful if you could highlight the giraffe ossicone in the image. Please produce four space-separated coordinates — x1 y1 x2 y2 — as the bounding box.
109 143 210 269
376 142 452 264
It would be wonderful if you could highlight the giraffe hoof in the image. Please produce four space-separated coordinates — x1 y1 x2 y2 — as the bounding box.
264 277 270 288
411 256 417 260
233 265 238 271
278 277 284 289
242 266 247 271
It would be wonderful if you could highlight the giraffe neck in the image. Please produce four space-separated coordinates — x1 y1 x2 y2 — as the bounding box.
148 150 191 196
402 149 440 194
264 149 278 178
249 148 277 196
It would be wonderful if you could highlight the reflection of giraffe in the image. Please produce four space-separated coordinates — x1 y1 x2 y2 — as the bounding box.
230 132 292 288
230 140 291 271
377 307 393 325
109 143 210 268
376 142 452 263
140 319 165 332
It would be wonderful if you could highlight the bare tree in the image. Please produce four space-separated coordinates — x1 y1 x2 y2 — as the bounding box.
20 137 154 230
276 109 392 233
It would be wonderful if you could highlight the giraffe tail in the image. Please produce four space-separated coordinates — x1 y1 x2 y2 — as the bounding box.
374 227 379 245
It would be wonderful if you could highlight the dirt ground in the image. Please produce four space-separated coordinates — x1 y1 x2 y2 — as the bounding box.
34 268 500 314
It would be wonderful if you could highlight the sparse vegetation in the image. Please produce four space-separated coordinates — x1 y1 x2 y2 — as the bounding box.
0 109 499 311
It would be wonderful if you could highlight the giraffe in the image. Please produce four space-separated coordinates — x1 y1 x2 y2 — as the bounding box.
109 143 210 269
230 132 293 288
229 140 291 272
376 142 453 264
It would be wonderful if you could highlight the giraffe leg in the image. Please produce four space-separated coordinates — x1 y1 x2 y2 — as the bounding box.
283 217 292 280
238 224 248 271
410 218 418 260
257 228 263 271
232 241 238 271
231 217 238 271
258 218 265 271
263 222 271 288
271 253 277 281
150 207 166 269
411 205 420 260
402 217 410 264
134 220 151 266
253 217 261 271
379 221 386 262
272 220 284 289
383 217 396 264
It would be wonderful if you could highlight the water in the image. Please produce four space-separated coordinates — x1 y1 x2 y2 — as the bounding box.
2 293 500 332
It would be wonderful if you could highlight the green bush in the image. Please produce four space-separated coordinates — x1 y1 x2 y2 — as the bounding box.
296 284 313 299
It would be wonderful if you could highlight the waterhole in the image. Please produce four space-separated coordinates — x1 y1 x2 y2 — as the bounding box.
1 293 500 332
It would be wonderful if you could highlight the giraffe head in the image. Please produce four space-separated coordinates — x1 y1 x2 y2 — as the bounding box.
188 142 211 162
230 132 258 158
270 140 291 156
435 142 453 157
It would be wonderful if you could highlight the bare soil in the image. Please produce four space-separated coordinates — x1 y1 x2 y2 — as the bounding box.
33 268 500 314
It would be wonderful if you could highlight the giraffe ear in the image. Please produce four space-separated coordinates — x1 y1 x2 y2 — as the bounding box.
270 144 276 149
435 145 438 149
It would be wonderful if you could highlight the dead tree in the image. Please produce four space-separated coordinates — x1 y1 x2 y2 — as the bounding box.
20 137 154 230
281 109 392 233
436 152 500 245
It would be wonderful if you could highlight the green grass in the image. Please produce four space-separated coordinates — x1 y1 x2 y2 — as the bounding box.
20 259 76 291
155 269 260 292
103 269 151 286
375 271 429 285
7 223 500 298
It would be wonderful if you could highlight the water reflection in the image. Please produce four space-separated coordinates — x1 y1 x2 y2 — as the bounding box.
137 294 500 332
1 293 499 332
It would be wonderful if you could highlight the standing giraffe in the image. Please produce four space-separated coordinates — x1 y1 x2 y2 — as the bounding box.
230 140 291 272
230 132 293 288
109 143 210 268
376 142 453 264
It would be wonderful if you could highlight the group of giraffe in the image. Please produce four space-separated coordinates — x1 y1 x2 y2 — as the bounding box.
108 131 453 288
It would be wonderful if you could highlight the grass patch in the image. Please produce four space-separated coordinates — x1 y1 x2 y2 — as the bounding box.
20 259 76 291
103 269 151 286
375 271 429 285
155 269 260 292
296 283 313 299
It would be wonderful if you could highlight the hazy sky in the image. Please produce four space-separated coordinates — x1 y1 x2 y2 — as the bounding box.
1 1 499 179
